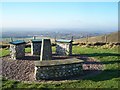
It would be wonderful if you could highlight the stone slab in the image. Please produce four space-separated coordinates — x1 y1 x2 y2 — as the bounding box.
35 58 83 66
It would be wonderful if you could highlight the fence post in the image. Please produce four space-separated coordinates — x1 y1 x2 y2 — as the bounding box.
104 34 107 43
86 35 89 44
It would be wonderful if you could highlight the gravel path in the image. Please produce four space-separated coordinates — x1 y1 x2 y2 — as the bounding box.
2 56 35 81
1 54 103 82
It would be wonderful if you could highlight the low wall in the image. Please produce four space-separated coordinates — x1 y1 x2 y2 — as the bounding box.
34 59 83 80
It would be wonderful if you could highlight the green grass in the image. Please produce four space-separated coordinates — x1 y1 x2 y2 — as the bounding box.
0 48 31 57
0 47 54 57
52 46 56 53
0 49 10 57
72 46 119 70
25 48 31 53
75 31 119 43
1 46 120 89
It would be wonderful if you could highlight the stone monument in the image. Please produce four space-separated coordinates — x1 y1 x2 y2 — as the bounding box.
40 39 52 61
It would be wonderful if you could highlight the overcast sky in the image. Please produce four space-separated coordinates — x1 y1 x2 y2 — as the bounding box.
1 2 118 32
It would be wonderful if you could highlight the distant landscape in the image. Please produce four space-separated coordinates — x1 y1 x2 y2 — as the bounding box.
1 30 119 44
1 29 117 42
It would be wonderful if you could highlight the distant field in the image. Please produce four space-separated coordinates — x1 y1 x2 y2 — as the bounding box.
1 32 119 48
1 46 119 89
75 31 119 43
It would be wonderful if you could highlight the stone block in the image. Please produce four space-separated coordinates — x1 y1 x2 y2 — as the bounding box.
31 40 42 55
10 44 25 60
56 42 72 56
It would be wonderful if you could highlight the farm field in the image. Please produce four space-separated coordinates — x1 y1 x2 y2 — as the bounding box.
1 46 120 89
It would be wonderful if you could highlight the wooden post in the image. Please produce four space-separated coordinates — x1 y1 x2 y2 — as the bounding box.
105 34 107 43
86 35 89 43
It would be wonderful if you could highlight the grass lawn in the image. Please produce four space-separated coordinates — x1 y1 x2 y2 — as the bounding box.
1 46 120 89
0 49 10 57
0 48 31 58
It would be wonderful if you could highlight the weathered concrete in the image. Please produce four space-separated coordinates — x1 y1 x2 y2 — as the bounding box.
40 39 52 61
31 40 42 55
34 59 83 80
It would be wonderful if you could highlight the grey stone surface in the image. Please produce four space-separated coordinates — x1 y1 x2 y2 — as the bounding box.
56 42 72 56
35 59 83 66
34 60 83 80
40 39 52 61
31 42 42 55
10 44 25 60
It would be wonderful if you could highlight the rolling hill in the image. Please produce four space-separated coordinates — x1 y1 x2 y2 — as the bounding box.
74 31 119 43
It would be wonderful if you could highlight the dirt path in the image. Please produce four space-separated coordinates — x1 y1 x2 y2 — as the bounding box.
1 54 103 83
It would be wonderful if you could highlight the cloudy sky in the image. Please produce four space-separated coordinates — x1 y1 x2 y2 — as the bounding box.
1 1 118 31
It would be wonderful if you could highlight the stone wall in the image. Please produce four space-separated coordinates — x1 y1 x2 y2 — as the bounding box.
56 43 72 55
10 44 25 60
31 42 42 55
35 60 83 80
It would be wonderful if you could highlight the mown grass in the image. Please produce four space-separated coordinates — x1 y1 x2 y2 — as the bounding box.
25 48 31 53
0 48 31 58
0 46 55 57
0 49 10 57
72 46 119 70
1 46 120 89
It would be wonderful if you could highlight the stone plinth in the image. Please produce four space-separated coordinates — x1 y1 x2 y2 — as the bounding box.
31 39 42 55
56 39 73 56
34 59 83 80
40 39 52 61
9 40 26 60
